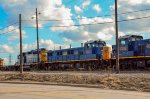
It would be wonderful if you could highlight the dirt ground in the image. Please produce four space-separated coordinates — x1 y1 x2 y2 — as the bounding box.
0 72 149 92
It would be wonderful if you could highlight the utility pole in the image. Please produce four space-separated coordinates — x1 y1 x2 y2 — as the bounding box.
115 0 120 73
9 54 11 66
19 14 23 74
35 8 40 68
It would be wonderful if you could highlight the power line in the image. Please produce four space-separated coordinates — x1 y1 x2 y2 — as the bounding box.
0 29 17 35
22 8 150 22
119 15 150 22
23 15 150 28
23 21 113 28
0 4 149 31
44 21 113 28
0 22 18 31
22 14 110 21
119 8 150 15
1 9 150 32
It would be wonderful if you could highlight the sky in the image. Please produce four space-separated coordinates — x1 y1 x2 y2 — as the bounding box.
0 0 150 65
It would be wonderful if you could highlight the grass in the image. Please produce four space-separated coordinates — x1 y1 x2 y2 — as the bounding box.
0 72 150 92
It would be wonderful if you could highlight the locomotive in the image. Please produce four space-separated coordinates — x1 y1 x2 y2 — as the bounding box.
112 35 150 69
45 39 111 70
0 58 4 70
15 34 150 71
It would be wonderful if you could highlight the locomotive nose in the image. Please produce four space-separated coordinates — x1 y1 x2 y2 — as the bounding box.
102 46 112 60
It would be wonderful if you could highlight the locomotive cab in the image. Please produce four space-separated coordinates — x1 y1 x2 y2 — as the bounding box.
84 40 111 60
112 35 143 58
84 40 106 48
119 35 143 45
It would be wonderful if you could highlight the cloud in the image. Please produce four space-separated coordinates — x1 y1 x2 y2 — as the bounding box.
111 0 150 35
2 0 150 48
78 17 115 40
97 32 113 41
39 39 69 50
93 4 101 13
0 44 14 53
55 16 115 42
0 0 114 43
82 0 91 8
0 0 27 7
0 39 69 55
21 39 69 52
0 26 27 41
59 16 115 42
119 32 125 37
126 0 150 6
0 0 74 31
74 5 82 13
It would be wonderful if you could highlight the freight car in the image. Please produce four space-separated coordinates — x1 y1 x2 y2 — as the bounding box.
15 35 150 71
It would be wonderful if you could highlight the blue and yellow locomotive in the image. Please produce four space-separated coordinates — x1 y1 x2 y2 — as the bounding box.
112 35 150 69
0 58 4 69
45 40 111 70
15 34 150 71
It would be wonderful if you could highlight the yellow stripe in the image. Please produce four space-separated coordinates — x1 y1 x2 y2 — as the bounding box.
45 56 150 64
32 55 150 64
111 56 150 60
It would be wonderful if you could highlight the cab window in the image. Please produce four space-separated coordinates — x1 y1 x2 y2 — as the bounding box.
120 40 126 45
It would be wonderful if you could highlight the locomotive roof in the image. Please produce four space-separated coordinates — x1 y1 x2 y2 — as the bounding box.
119 35 143 39
85 39 105 44
47 47 83 53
